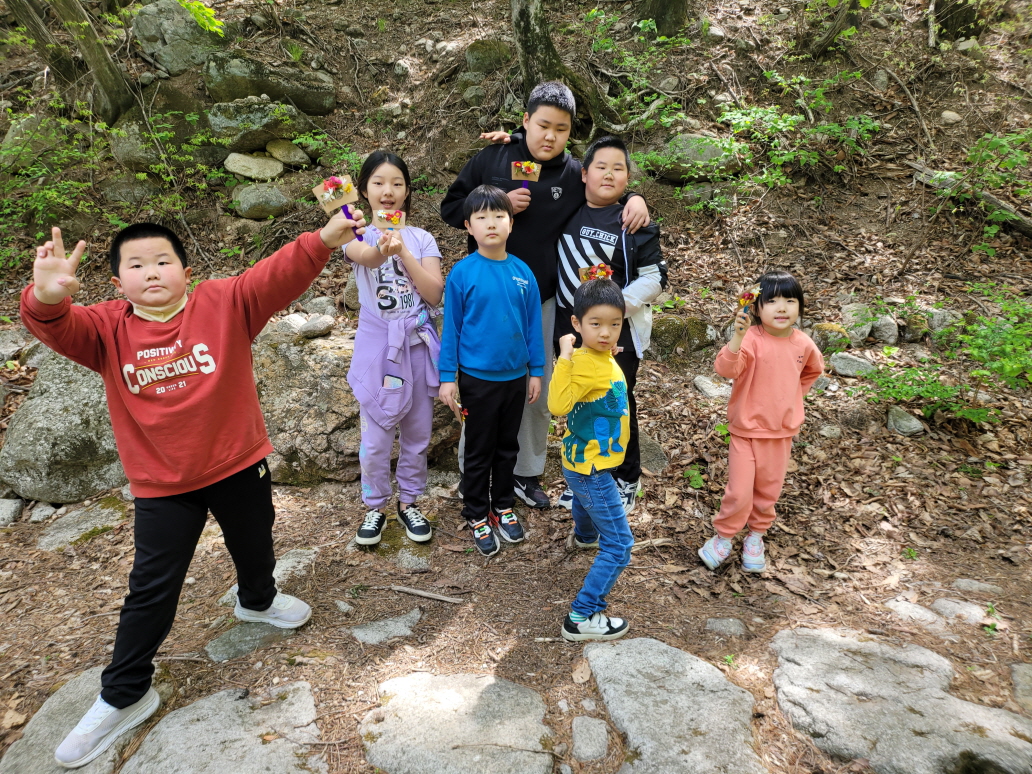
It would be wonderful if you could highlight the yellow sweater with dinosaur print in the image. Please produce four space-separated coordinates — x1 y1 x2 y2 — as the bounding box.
548 348 630 475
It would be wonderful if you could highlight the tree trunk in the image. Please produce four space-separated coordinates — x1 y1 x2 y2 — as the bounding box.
49 0 133 124
935 0 981 40
810 0 859 57
7 0 79 85
510 0 618 135
639 0 690 38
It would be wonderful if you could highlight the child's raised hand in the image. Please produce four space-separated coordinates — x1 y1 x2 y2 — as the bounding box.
479 131 511 145
378 232 403 257
558 333 577 360
507 187 531 214
733 308 751 336
320 208 366 249
33 227 86 305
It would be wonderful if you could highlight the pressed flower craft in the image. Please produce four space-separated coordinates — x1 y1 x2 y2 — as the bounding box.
312 175 359 216
577 263 615 282
373 209 406 230
511 160 541 188
739 284 761 314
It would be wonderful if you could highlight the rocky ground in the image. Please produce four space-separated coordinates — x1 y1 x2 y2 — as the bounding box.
1 0 1031 770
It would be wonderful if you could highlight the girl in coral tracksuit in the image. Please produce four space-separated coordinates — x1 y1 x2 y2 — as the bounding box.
699 271 824 573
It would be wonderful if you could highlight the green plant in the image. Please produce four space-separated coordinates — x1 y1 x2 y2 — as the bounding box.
901 547 918 560
0 316 12 324
986 602 999 619
176 0 224 35
857 365 996 423
722 654 738 668
983 621 998 636
294 131 361 170
683 465 705 489
347 584 369 598
715 424 730 444
949 283 1032 389
284 40 304 62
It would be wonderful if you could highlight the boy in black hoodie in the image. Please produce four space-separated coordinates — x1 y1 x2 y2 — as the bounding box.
441 81 649 511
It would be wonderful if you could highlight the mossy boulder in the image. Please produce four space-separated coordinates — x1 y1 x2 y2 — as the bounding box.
810 322 850 353
901 313 930 343
648 315 717 361
464 40 513 73
110 85 214 172
657 133 745 182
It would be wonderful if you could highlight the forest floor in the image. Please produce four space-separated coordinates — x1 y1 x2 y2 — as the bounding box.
1 0 1031 770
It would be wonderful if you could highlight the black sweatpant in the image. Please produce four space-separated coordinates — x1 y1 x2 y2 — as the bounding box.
554 308 641 483
458 372 526 525
100 459 278 708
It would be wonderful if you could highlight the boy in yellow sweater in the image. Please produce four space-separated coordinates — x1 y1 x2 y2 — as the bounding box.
548 275 633 641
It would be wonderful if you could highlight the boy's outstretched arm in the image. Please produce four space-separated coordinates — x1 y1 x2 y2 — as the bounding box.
21 227 104 371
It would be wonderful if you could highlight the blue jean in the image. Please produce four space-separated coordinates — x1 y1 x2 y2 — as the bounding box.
564 467 634 616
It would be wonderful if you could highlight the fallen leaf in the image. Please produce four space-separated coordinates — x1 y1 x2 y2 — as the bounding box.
655 564 689 573
630 537 673 552
2 709 25 729
572 659 591 684
786 459 799 473
440 543 469 553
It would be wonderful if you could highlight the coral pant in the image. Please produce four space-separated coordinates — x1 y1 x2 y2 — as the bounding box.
714 435 794 538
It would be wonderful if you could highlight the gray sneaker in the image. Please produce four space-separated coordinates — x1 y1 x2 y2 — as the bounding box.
55 689 159 769
234 592 312 629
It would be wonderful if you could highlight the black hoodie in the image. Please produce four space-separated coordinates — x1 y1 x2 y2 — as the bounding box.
441 129 639 303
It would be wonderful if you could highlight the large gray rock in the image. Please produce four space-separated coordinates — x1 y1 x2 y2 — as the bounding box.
359 673 553 774
648 315 717 360
829 351 876 377
0 667 143 774
0 327 30 361
809 322 850 354
203 51 336 115
349 608 421 645
572 715 608 762
38 501 129 551
233 182 290 218
252 322 458 485
132 0 226 76
871 314 899 344
205 622 296 662
1 113 49 172
952 578 1003 595
771 628 1032 774
464 39 512 73
658 133 744 182
584 637 767 774
120 682 326 774
224 153 284 180
99 175 162 204
207 97 305 153
265 138 310 166
883 598 946 632
887 405 924 436
929 598 986 624
840 302 873 346
0 348 126 503
926 307 963 333
1012 664 1032 714
693 375 732 400
638 431 668 474
0 498 21 527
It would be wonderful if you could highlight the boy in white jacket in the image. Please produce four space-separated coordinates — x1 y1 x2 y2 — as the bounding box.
553 135 667 514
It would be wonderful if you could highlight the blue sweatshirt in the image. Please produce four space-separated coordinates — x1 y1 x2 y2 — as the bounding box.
439 252 545 382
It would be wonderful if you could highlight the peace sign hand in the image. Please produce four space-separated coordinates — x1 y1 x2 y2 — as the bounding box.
33 227 87 305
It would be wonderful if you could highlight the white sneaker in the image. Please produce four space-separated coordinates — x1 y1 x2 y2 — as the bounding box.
55 689 159 769
615 477 641 515
698 535 733 570
561 611 630 641
742 532 767 573
234 592 312 629
557 487 574 511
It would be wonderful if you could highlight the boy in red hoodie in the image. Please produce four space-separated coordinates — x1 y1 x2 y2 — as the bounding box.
21 212 364 769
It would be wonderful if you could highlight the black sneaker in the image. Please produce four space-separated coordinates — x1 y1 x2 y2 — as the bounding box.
397 503 432 542
489 508 525 543
469 518 499 557
355 509 387 545
561 611 629 642
514 475 550 509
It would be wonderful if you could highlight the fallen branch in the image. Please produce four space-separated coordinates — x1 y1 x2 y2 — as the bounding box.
928 0 937 49
811 0 858 57
384 585 465 604
906 160 1032 239
591 96 670 143
885 68 934 151
710 62 743 109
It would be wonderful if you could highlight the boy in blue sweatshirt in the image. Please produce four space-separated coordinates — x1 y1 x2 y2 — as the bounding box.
439 185 545 556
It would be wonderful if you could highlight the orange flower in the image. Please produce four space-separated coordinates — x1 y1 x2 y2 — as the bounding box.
586 263 614 281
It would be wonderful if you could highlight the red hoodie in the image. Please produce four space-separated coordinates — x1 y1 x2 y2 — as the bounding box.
20 230 332 497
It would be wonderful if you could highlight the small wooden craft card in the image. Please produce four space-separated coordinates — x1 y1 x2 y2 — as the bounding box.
313 175 359 215
511 161 542 183
373 209 407 230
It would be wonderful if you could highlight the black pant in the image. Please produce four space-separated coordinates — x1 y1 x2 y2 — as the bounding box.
100 460 277 708
458 372 525 525
554 308 641 483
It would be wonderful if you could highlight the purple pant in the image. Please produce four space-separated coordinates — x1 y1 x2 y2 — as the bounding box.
359 342 435 509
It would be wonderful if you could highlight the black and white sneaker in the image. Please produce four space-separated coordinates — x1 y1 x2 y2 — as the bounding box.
355 509 387 545
514 475 550 509
469 518 500 557
397 503 432 542
490 508 525 543
557 487 574 511
561 611 630 642
615 477 641 515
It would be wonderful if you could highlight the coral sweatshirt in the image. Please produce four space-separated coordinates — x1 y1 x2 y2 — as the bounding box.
714 326 825 438
20 231 332 498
